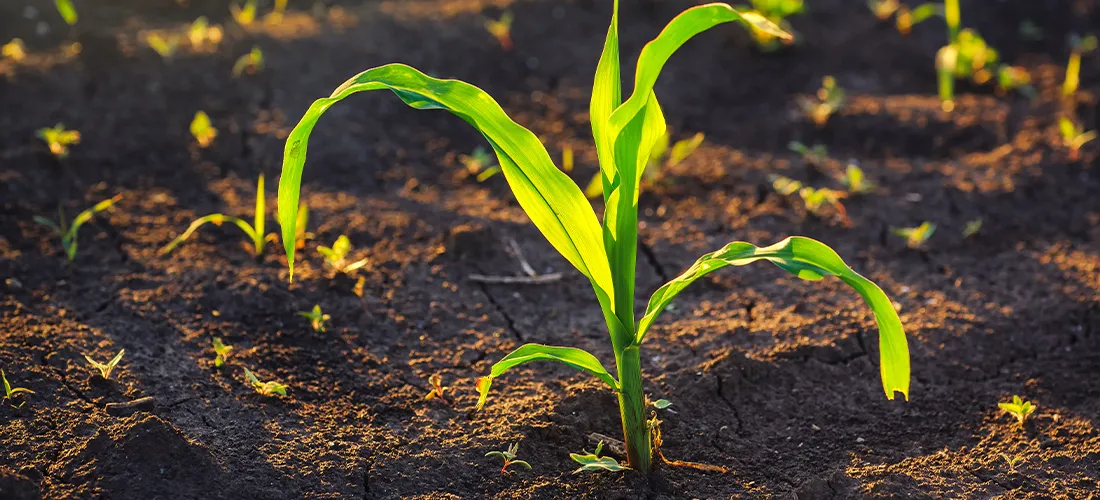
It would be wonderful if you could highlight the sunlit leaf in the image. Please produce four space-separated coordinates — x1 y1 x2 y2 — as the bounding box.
476 343 618 410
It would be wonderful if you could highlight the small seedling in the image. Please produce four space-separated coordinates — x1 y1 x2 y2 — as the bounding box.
798 76 845 126
1000 453 1023 471
54 0 78 25
651 399 673 409
799 186 849 224
485 443 531 474
244 368 287 397
892 222 936 249
266 0 288 23
36 124 81 158
232 45 264 77
962 218 982 238
317 235 369 274
895 3 941 36
788 141 828 166
485 11 514 51
292 203 312 250
34 194 122 263
188 17 224 49
570 441 629 473
85 349 125 380
190 111 217 148
2 38 26 62
561 146 574 173
995 65 1033 98
840 162 874 194
423 373 447 402
867 0 899 20
1 369 34 408
998 395 1036 427
1059 117 1096 160
1063 34 1097 108
770 174 803 195
298 304 331 332
231 0 258 26
459 146 500 181
744 0 803 51
159 174 275 258
145 32 181 58
212 338 233 368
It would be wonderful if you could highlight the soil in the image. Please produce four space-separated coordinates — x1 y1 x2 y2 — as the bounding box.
1 0 1099 498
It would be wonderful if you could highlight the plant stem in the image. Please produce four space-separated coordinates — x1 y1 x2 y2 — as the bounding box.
615 345 651 472
944 0 959 43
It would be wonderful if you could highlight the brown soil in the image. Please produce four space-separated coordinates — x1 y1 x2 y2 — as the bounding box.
2 0 1098 498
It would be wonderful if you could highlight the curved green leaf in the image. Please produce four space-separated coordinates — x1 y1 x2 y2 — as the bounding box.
277 64 616 318
476 343 619 410
636 236 910 400
158 214 257 256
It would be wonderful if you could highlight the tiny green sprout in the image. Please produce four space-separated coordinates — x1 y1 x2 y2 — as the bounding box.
895 3 942 36
317 235 369 274
244 368 287 397
145 32 181 59
1000 453 1023 470
588 131 704 197
998 395 1036 427
298 305 331 332
788 141 828 166
212 338 233 368
292 203 312 250
770 174 803 196
995 65 1033 98
485 11 514 51
36 124 81 158
1063 34 1097 106
798 76 845 126
159 174 275 258
892 222 936 249
938 27 1005 111
188 17 224 49
962 218 982 238
423 373 447 402
651 399 673 409
744 0 803 51
841 162 875 194
54 0 78 25
34 194 122 263
266 0 288 24
485 443 532 474
190 111 217 148
2 38 27 62
799 186 850 225
1 369 34 408
460 146 501 181
867 0 899 20
85 349 125 380
232 46 264 77
1059 116 1096 161
570 441 630 473
562 146 575 173
231 0 258 26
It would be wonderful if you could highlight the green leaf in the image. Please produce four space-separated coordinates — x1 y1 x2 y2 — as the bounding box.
55 0 78 25
254 174 266 256
33 216 63 235
158 213 256 256
572 455 629 473
652 398 673 409
590 0 622 191
277 64 616 320
67 194 121 243
509 459 533 470
636 236 910 400
476 343 618 410
667 132 704 167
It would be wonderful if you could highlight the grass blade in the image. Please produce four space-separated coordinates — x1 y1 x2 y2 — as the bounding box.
254 174 265 257
159 214 254 256
476 343 619 410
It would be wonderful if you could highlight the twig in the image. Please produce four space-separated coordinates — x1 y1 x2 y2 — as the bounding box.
468 238 562 284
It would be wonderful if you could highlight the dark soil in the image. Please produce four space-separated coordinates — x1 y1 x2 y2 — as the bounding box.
2 0 1099 498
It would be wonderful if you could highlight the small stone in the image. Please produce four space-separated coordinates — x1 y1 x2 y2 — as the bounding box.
105 396 155 417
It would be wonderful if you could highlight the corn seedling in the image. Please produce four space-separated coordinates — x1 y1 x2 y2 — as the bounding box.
34 194 122 263
231 0 258 26
266 0 288 24
1059 117 1096 161
571 441 629 473
867 0 899 20
2 38 26 62
1 369 34 408
318 235 369 274
188 17 224 49
485 11 514 51
485 443 531 474
212 338 233 368
85 349 125 380
424 373 447 402
840 162 874 194
799 186 850 225
1063 34 1097 110
36 124 81 158
460 146 501 181
159 175 274 258
562 146 575 172
587 131 703 198
144 32 181 59
962 218 981 238
298 304 330 332
190 111 217 148
743 0 802 51
995 65 1033 98
998 395 1036 427
798 76 845 126
292 203 312 250
895 3 941 36
232 46 264 77
54 0 78 25
891 222 935 249
276 1 909 472
1000 453 1022 471
788 141 828 167
244 368 287 397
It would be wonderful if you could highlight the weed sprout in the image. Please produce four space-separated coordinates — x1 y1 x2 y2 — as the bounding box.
85 349 125 380
998 395 1036 427
1 369 34 408
485 443 531 474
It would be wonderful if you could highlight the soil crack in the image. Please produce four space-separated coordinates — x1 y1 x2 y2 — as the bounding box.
476 283 525 342
638 240 670 283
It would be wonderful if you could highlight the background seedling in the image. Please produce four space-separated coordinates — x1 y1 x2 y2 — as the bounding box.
571 441 629 473
998 395 1036 427
85 349 125 380
231 0 258 26
423 373 447 402
840 162 874 194
1000 453 1023 471
1 369 34 408
2 38 27 62
292 203 312 250
867 0 899 20
190 111 217 148
561 146 574 172
651 399 672 409
798 76 845 126
34 194 122 263
895 3 941 36
588 130 705 198
962 218 982 238
743 0 803 51
459 146 501 181
212 338 232 368
485 443 531 474
244 368 287 397
799 186 850 225
54 0 78 25
317 235 369 274
485 11 514 51
36 124 80 158
1063 34 1097 110
159 174 274 258
788 141 829 167
277 1 909 472
232 46 264 77
298 305 330 332
1059 117 1096 160
188 17 223 50
892 222 936 249
145 32 181 59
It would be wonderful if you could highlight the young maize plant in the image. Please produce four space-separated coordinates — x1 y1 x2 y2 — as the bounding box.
276 1 910 472
159 174 275 258
34 194 122 263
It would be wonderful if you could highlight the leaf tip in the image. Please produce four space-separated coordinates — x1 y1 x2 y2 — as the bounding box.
475 376 492 411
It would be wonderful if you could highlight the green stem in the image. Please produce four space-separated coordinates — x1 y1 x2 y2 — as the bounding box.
944 0 959 43
616 345 651 471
